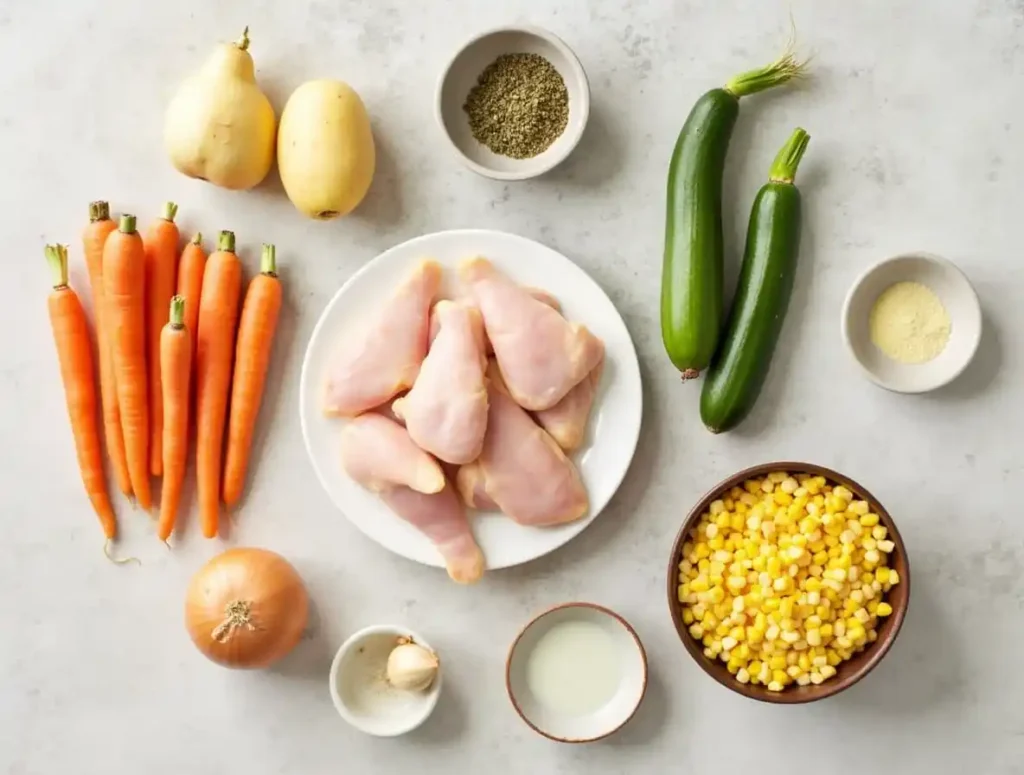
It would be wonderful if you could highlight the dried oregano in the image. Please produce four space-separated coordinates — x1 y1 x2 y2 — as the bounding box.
463 53 569 159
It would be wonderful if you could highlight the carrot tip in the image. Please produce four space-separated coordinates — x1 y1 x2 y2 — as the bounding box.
162 201 179 222
217 230 236 252
161 538 172 551
103 539 141 566
119 214 137 234
191 231 202 246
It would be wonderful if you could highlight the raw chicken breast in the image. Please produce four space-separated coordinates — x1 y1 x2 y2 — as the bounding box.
394 301 488 464
460 257 603 410
456 361 588 526
340 414 484 583
380 484 485 584
428 287 560 351
339 413 444 495
324 260 441 417
534 354 604 451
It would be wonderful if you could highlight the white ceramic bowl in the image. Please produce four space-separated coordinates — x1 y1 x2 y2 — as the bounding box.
436 26 590 180
506 603 647 743
842 252 982 393
329 625 442 737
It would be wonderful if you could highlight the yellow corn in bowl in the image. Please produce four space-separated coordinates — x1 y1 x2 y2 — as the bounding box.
667 463 910 703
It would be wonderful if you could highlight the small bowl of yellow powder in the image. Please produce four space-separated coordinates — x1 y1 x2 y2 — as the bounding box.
436 26 590 180
842 252 982 393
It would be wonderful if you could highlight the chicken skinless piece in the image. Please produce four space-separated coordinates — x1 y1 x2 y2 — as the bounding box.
533 353 605 452
456 361 588 526
459 257 604 410
428 286 560 351
380 483 485 584
339 413 444 494
323 260 441 417
340 414 484 583
393 301 488 464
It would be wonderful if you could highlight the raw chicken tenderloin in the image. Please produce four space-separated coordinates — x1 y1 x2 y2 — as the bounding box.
459 361 588 526
394 301 488 464
534 354 605 451
380 483 485 584
459 257 604 410
339 413 445 495
324 260 441 417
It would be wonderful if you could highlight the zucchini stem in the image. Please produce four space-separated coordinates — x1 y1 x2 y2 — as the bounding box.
724 45 807 98
768 128 810 184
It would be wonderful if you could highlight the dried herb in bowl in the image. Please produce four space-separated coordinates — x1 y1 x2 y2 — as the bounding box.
463 53 569 160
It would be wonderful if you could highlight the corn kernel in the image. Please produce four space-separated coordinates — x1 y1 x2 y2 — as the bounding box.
773 669 789 685
767 681 784 692
888 569 900 586
736 668 751 684
872 525 888 541
877 540 895 553
876 602 893 617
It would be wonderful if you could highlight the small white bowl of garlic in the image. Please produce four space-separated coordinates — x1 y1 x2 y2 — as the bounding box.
329 624 442 736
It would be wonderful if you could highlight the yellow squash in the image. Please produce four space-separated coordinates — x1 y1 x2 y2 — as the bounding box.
277 80 375 219
164 28 276 191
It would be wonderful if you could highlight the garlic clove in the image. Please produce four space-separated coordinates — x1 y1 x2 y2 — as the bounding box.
386 638 439 692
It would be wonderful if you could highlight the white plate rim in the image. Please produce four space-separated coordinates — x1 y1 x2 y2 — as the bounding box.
299 228 643 571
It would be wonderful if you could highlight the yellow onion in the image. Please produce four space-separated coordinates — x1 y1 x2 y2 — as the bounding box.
185 547 308 669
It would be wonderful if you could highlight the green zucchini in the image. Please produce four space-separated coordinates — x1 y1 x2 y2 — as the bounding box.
661 51 806 380
700 128 810 433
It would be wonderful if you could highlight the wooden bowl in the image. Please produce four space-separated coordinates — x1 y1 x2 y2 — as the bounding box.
666 462 910 704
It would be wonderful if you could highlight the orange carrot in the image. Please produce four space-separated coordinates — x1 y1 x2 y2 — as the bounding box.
223 244 282 506
45 244 117 539
195 230 243 538
145 202 179 476
82 201 132 498
103 214 152 510
176 232 206 360
157 296 191 541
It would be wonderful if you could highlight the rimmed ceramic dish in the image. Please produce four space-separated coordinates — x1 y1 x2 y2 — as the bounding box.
666 462 911 704
299 229 643 572
329 624 442 736
436 25 590 180
506 602 647 742
842 252 982 393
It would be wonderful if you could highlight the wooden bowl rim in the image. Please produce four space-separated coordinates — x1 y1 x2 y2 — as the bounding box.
666 461 911 704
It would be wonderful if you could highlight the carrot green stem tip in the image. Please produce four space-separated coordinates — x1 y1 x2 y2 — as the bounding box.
218 230 236 252
44 244 69 288
169 295 186 328
88 200 110 223
768 128 810 184
235 26 250 51
191 231 202 246
724 45 807 98
162 201 179 222
260 243 277 275
119 214 137 234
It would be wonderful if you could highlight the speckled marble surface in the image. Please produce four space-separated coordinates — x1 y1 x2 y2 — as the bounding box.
3 1 1023 773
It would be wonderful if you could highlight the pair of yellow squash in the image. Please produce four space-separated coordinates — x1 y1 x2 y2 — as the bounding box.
164 28 374 220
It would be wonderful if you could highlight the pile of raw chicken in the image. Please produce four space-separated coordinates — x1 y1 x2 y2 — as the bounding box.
323 257 606 584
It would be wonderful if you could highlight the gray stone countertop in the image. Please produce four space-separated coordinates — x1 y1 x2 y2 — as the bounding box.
2 1 1021 773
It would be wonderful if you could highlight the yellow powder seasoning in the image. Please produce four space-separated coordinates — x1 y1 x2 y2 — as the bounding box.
869 281 952 364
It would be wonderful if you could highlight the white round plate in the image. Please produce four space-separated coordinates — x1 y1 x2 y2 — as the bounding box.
299 229 643 570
